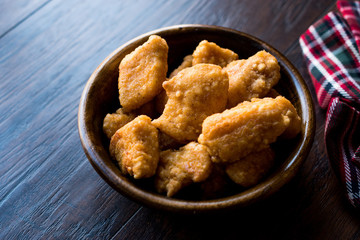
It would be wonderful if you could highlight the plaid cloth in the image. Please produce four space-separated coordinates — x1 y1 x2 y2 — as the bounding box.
299 0 360 208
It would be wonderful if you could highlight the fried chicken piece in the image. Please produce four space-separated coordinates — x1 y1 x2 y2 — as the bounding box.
225 50 280 107
118 35 168 111
155 142 212 197
192 40 238 67
225 147 275 187
152 64 229 142
103 108 136 139
169 54 193 78
198 96 301 163
109 115 159 179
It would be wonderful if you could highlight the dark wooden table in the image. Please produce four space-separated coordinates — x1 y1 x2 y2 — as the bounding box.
1 0 360 239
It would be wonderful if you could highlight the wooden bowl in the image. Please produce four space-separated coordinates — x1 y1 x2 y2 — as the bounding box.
78 24 315 214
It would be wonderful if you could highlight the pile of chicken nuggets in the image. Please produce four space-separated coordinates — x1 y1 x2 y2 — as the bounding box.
103 35 301 197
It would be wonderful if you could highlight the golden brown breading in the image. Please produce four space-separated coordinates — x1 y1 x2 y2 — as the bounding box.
225 147 275 187
169 54 193 78
152 64 229 142
225 50 280 107
198 96 301 163
118 35 168 111
109 115 159 179
192 40 238 67
103 108 136 139
155 142 212 197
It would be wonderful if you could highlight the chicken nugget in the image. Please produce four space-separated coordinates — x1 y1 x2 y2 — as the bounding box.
225 50 280 107
169 54 193 78
118 35 168 111
152 64 229 142
192 40 238 67
103 108 136 139
198 96 301 163
225 147 275 187
109 115 159 179
155 142 212 197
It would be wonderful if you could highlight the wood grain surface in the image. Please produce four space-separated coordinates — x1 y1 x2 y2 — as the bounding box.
1 0 359 239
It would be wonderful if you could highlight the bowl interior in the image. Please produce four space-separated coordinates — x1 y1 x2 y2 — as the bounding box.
78 25 314 213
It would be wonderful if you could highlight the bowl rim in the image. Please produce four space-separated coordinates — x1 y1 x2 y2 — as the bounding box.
78 24 315 213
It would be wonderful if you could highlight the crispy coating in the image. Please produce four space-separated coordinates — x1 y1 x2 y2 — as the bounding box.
118 35 168 111
225 50 280 107
103 108 136 139
109 115 159 179
152 64 229 142
192 40 238 67
225 148 275 187
155 142 212 197
169 54 193 78
198 96 301 163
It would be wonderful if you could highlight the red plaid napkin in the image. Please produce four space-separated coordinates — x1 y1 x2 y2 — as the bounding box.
299 0 360 208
